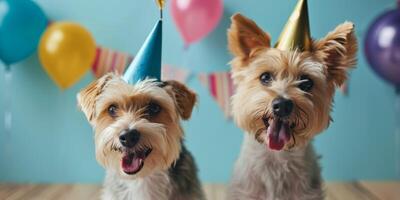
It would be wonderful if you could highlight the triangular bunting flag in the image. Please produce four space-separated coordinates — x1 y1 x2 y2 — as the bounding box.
199 72 235 118
92 46 133 78
162 65 192 83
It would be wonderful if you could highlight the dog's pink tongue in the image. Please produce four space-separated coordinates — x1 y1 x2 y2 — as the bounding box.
267 119 290 151
122 154 143 174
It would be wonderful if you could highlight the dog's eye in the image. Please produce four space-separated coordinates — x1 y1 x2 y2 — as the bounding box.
146 102 161 117
298 75 314 92
108 104 118 117
260 72 273 85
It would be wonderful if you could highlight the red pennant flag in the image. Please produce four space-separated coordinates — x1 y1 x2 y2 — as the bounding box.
92 46 133 78
199 72 235 118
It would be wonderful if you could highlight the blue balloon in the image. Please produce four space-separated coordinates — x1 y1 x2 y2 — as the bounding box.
0 0 48 65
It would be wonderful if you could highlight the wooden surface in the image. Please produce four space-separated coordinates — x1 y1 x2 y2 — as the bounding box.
0 182 399 200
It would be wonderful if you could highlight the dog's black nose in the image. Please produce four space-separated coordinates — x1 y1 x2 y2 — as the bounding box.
119 129 140 148
272 97 293 118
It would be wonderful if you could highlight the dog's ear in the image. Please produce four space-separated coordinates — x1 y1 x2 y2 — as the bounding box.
163 80 197 120
77 74 114 122
313 22 358 87
228 13 271 60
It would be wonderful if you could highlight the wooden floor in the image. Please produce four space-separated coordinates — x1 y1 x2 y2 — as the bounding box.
0 182 399 200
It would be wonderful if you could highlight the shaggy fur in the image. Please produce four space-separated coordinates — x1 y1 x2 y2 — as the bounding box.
227 13 357 200
77 74 204 200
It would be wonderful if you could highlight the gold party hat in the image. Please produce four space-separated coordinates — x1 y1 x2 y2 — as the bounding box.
274 0 312 51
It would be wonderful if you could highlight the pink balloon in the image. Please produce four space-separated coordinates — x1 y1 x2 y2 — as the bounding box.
171 0 223 46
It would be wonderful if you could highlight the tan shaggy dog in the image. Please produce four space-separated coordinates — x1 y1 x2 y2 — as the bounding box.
226 13 357 200
77 74 204 200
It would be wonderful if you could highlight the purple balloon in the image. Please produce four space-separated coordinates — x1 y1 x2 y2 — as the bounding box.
365 8 400 86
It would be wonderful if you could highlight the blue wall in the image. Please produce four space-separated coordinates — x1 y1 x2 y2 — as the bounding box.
0 0 399 183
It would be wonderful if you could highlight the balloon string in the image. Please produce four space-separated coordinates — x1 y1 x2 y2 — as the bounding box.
4 66 12 136
181 46 189 72
183 43 190 51
396 86 400 177
160 9 163 19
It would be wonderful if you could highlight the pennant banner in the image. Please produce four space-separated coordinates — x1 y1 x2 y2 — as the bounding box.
91 47 190 84
92 47 191 83
199 72 235 118
91 46 350 120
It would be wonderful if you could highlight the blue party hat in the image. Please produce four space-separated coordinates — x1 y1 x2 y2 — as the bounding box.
123 20 162 83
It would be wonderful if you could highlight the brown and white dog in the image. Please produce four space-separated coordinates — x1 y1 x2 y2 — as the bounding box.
226 13 357 200
77 74 205 200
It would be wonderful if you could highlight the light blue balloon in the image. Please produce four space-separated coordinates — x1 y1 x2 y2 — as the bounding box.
0 0 48 65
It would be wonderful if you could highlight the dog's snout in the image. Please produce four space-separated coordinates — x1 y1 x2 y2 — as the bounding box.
119 129 140 148
272 97 293 118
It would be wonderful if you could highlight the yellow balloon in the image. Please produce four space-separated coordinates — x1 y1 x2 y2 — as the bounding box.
39 22 96 89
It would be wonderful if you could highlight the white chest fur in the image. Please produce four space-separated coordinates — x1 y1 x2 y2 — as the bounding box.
102 170 171 200
228 134 323 200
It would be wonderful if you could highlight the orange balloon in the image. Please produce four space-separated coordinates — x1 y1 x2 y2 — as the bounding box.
39 22 96 89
